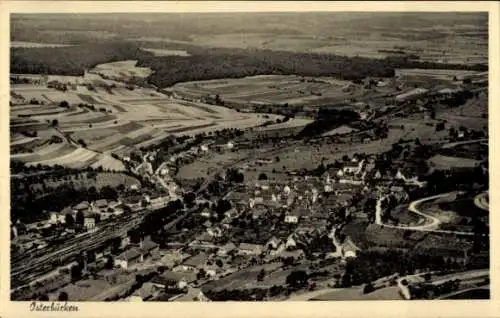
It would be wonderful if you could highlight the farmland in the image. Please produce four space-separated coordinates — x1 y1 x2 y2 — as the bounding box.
173 75 356 107
10 61 282 170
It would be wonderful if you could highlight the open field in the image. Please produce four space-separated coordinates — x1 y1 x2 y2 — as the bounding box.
12 13 487 66
173 75 357 107
142 48 190 56
10 41 73 48
395 69 486 81
90 60 152 81
177 149 254 179
311 286 403 301
250 116 449 173
428 155 482 170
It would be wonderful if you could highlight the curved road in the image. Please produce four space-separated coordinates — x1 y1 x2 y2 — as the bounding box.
474 191 489 211
375 192 477 236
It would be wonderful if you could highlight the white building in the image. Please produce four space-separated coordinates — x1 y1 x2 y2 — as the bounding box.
284 215 299 224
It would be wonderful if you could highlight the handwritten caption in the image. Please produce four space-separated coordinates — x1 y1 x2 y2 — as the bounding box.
30 301 79 312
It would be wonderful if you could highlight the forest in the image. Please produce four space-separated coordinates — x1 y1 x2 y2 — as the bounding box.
10 42 153 76
11 41 488 86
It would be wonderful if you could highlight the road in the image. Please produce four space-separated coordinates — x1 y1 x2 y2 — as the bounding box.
474 191 489 211
397 269 489 300
375 192 476 236
441 138 488 149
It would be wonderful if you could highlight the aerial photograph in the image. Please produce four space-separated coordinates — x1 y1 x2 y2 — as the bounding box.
9 11 489 301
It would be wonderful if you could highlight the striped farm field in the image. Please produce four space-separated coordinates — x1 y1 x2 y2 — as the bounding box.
10 136 40 146
173 75 353 107
115 121 144 134
26 147 97 167
11 138 46 152
12 143 76 163
67 108 90 116
78 94 103 104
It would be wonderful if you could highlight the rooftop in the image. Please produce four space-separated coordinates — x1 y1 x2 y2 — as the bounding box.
239 243 263 251
116 248 142 261
74 201 89 210
182 252 209 268
151 271 196 285
95 199 108 207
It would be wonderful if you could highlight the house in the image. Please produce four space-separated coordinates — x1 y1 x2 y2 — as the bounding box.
266 237 285 256
121 236 131 249
285 234 298 249
204 265 223 278
278 249 305 261
130 282 157 301
114 248 142 269
84 215 96 232
266 236 282 250
94 199 108 210
284 214 299 224
224 208 238 219
342 238 361 259
200 145 209 152
74 201 90 212
341 159 365 175
207 226 223 238
200 208 212 218
123 195 143 209
238 243 263 255
151 271 196 290
217 242 237 257
140 239 159 255
174 252 209 272
49 211 66 225
114 240 159 269
251 206 267 220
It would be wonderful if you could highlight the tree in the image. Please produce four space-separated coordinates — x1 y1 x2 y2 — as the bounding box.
424 273 432 282
52 119 59 127
257 269 266 282
39 294 49 301
286 270 308 288
104 256 114 269
430 108 436 120
59 101 69 108
70 264 82 282
58 291 69 301
75 211 84 228
363 282 375 294
183 192 196 207
197 268 206 280
258 173 268 180
65 213 75 227
216 259 223 268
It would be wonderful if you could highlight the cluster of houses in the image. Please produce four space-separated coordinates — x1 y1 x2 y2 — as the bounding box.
323 155 426 188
